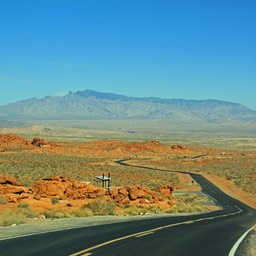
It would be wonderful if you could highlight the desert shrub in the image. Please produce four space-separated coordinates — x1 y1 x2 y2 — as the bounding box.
0 209 27 226
39 208 94 219
173 193 210 205
148 206 163 214
41 209 71 219
120 205 148 216
84 199 116 215
167 203 206 214
18 203 30 209
0 196 8 204
121 205 140 216
69 208 94 217
192 205 207 212
17 204 37 218
51 197 59 205
167 204 179 213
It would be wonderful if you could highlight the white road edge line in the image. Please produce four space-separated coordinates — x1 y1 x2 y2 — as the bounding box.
228 224 256 256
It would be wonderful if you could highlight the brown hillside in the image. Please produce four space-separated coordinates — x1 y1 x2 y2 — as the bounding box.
0 134 32 150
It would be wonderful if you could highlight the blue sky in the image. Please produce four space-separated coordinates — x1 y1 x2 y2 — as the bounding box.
1 0 256 109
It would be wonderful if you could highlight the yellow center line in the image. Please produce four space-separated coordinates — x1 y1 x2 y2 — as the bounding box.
69 209 241 256
135 231 155 238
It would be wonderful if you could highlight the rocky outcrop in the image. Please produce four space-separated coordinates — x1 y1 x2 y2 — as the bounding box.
31 137 59 149
31 138 48 147
0 174 32 203
155 184 174 199
32 176 107 200
171 145 189 150
0 174 23 186
0 174 174 209
109 184 173 206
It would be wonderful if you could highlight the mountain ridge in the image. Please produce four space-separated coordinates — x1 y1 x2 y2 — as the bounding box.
0 89 256 122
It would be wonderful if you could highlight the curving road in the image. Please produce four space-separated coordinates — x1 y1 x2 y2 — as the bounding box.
0 159 255 256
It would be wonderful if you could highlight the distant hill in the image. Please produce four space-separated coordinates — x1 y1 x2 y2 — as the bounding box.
0 89 256 122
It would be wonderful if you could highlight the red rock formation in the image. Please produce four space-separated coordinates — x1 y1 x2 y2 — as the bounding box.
171 145 189 150
32 176 107 200
31 137 59 148
108 184 173 206
0 174 174 210
31 138 47 147
0 174 32 203
0 174 23 186
155 184 174 200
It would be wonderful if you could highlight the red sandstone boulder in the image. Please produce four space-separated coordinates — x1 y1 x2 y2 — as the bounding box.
32 176 75 198
126 185 139 200
31 137 58 148
118 187 129 196
32 138 47 147
121 198 131 205
0 175 32 203
0 185 29 195
155 184 174 200
32 176 107 200
0 173 175 209
0 174 23 186
171 145 189 150
156 184 174 194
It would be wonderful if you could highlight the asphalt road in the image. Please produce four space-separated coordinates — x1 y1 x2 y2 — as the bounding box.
0 160 255 256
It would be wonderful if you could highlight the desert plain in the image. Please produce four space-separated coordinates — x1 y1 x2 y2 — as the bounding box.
0 120 255 228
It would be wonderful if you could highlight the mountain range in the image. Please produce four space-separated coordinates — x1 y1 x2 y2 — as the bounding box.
1 89 256 122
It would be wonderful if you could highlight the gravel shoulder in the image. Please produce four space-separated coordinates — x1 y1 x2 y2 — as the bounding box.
236 227 256 256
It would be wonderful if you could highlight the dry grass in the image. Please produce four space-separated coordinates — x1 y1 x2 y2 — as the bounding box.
168 193 209 213
0 208 31 226
0 150 179 189
83 198 116 215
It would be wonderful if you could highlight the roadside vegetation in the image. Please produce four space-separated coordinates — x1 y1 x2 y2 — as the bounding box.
168 193 210 213
0 206 36 226
0 196 210 227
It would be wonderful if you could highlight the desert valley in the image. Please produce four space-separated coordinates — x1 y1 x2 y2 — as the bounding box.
0 129 255 226
0 91 256 255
